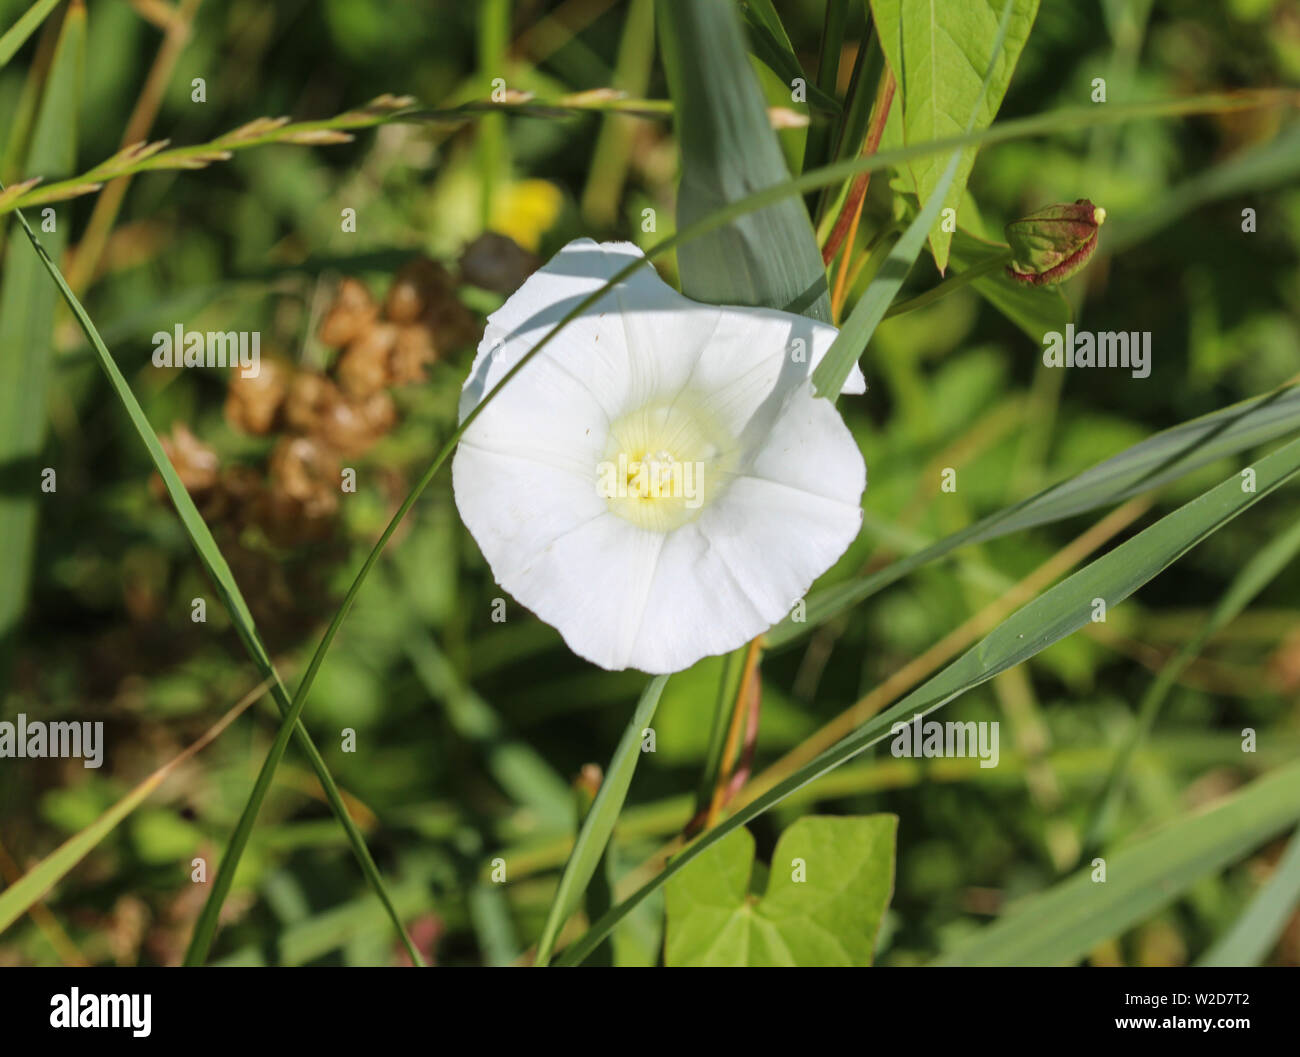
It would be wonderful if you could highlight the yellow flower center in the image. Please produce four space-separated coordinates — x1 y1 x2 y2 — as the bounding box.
598 395 734 532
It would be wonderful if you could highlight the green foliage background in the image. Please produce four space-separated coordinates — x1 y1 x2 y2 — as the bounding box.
0 0 1298 967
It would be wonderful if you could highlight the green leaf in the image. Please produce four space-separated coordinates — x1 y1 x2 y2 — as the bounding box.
534 675 668 965
1198 827 1300 967
812 0 1018 398
0 0 63 71
935 760 1300 966
556 435 1300 964
0 0 80 679
870 0 1040 271
771 382 1300 646
665 815 896 966
659 0 831 320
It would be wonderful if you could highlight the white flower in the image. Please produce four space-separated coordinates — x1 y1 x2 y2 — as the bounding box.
452 239 866 674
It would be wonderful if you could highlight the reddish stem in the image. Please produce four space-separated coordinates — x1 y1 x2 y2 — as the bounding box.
822 68 896 267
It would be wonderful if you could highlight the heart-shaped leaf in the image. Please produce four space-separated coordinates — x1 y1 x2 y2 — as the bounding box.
665 815 896 966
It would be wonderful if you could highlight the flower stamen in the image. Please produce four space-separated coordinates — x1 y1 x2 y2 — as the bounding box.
597 397 733 532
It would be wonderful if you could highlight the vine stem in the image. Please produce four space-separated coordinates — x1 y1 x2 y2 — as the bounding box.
883 250 1013 319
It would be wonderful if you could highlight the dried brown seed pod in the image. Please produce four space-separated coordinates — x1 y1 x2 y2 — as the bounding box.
269 435 340 518
321 390 397 458
390 324 437 385
337 322 398 398
318 277 379 347
158 423 220 493
458 232 540 295
224 356 290 435
284 371 343 435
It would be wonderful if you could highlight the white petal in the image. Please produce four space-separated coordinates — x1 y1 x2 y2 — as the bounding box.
480 503 667 672
622 386 865 672
459 238 864 428
451 443 607 584
683 304 864 448
452 239 870 674
460 239 720 425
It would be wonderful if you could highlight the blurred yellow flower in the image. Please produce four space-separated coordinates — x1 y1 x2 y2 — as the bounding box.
489 179 563 252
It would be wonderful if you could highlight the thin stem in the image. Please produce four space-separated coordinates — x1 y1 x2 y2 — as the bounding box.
691 646 745 818
883 250 1011 319
704 637 764 826
830 196 864 321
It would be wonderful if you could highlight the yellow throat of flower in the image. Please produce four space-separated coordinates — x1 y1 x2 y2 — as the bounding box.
598 395 734 532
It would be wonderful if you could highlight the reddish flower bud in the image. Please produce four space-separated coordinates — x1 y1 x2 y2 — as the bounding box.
1005 199 1106 286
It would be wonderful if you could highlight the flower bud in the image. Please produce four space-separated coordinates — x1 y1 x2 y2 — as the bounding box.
1004 199 1106 286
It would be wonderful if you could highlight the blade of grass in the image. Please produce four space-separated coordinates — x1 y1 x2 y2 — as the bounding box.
766 497 1153 788
0 835 87 964
489 730 1300 884
1197 827 1300 967
802 0 851 173
1085 515 1300 851
692 647 747 819
740 0 841 114
0 0 62 70
659 0 832 319
555 436 1300 964
533 674 668 966
770 382 1300 646
814 26 886 234
0 12 57 188
4 90 1287 223
0 0 81 681
820 63 894 265
64 0 203 296
936 762 1300 966
476 0 510 228
403 630 573 829
0 94 420 217
579 0 656 227
0 677 271 934
1 195 422 967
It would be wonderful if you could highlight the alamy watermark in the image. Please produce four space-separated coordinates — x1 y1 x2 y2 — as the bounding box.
152 324 261 378
889 714 1000 768
0 714 103 768
1042 323 1150 379
597 452 704 507
50 989 150 1037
